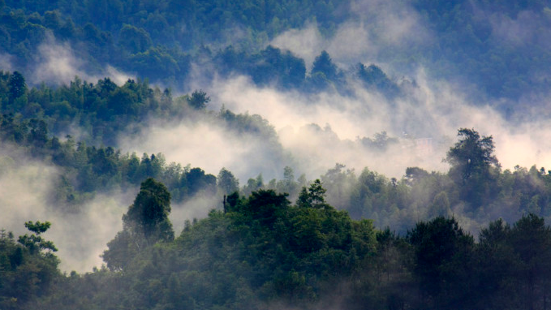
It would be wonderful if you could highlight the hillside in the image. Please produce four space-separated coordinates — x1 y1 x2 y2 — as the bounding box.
2 0 551 309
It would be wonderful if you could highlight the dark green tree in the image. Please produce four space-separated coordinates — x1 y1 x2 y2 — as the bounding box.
118 24 152 54
509 214 551 310
475 218 516 309
185 167 216 196
356 63 400 98
123 178 174 243
187 90 210 110
297 179 328 209
1 221 60 307
103 178 174 270
446 128 500 207
17 221 57 254
311 51 337 81
107 86 138 115
446 128 499 184
8 71 26 102
407 217 475 309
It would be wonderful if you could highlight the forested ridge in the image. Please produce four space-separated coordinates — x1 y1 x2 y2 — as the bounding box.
2 0 551 105
2 0 551 309
3 180 551 310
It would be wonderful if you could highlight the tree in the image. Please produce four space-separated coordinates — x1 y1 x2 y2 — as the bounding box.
427 191 451 218
96 77 117 98
2 221 60 306
8 71 26 102
118 24 152 54
311 51 337 81
509 214 551 310
187 90 210 110
359 131 398 152
475 218 516 309
108 86 137 115
297 179 328 209
17 221 57 254
277 166 299 197
217 167 239 195
445 128 499 184
240 189 290 227
185 167 216 196
445 128 500 207
123 178 174 243
28 119 48 147
407 217 475 309
103 178 174 270
356 63 400 98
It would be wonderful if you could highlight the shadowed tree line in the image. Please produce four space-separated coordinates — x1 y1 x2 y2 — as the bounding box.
3 177 551 310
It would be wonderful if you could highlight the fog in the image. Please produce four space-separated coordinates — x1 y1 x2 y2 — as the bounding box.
3 0 551 274
122 64 551 187
0 147 223 272
31 34 133 86
270 0 431 71
0 148 136 272
117 115 290 183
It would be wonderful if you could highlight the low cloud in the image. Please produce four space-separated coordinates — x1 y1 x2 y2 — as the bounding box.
205 70 551 179
270 0 432 70
0 148 134 273
269 24 325 70
32 34 133 86
171 195 221 233
117 115 290 183
51 192 132 273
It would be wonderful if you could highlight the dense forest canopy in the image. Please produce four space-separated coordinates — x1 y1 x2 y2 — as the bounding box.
0 0 550 106
1 0 551 309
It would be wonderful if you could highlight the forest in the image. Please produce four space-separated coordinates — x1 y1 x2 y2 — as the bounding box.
2 0 551 309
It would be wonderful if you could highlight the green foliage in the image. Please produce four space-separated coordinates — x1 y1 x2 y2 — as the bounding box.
407 217 475 309
311 50 338 81
214 45 307 90
297 179 328 209
14 0 547 102
446 128 500 208
103 178 174 271
475 215 551 309
7 71 26 102
0 223 60 309
0 72 254 209
187 90 210 110
446 128 499 183
124 178 173 242
217 167 239 196
7 179 551 310
0 0 351 88
3 1 551 306
23 221 50 235
118 24 152 54
18 221 57 254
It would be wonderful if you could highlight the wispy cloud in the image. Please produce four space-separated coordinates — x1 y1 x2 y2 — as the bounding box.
270 0 432 70
32 34 133 85
0 146 134 272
